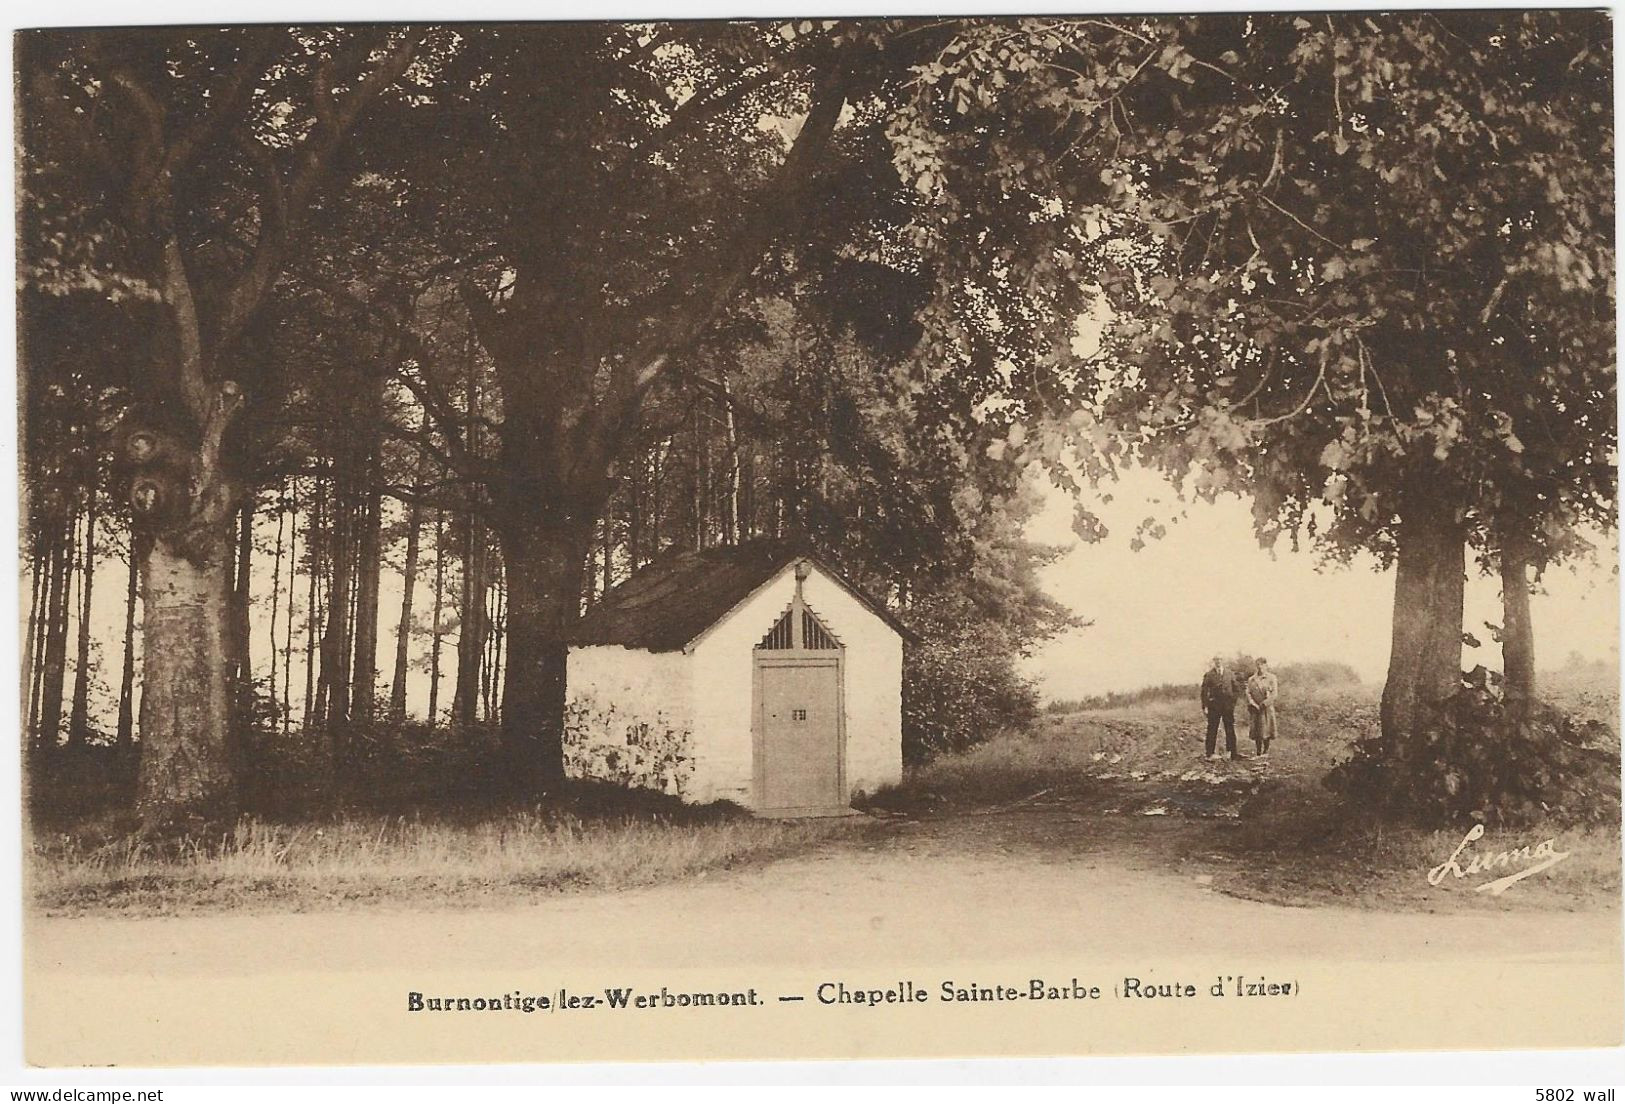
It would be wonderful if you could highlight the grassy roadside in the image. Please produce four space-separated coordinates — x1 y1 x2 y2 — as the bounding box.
32 674 1619 918
29 787 861 916
865 676 1622 913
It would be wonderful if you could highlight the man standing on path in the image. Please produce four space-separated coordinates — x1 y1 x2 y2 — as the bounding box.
1200 656 1242 761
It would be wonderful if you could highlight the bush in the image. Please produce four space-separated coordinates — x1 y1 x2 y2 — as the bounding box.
245 718 512 817
1325 691 1621 829
903 634 1042 765
31 715 729 834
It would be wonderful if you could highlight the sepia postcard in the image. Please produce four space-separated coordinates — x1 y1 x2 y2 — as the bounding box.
13 9 1623 1072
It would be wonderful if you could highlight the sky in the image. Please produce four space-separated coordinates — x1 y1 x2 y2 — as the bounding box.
1019 466 1621 700
52 464 1622 728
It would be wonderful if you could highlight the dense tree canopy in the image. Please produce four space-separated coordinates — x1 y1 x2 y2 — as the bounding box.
922 12 1614 739
17 14 1614 827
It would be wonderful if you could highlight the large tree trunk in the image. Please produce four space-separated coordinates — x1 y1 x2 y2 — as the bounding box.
1499 525 1536 710
1379 477 1467 751
136 528 237 831
118 360 249 834
499 519 591 792
457 65 853 792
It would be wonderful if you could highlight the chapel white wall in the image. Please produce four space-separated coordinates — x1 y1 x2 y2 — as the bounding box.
686 565 903 806
801 570 904 798
563 645 695 797
686 571 795 805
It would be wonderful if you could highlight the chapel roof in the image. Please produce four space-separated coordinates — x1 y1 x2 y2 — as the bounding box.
567 540 913 652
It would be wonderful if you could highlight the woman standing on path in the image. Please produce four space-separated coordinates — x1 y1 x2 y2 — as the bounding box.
1246 657 1279 757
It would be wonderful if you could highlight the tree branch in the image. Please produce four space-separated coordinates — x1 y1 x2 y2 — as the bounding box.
26 68 121 187
625 59 854 399
301 270 504 468
157 236 213 420
458 278 513 365
1248 347 1328 427
162 29 287 186
214 29 424 346
379 415 500 486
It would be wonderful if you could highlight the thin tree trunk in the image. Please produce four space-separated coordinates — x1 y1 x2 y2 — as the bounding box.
692 401 704 552
232 498 254 719
650 443 663 556
318 482 356 756
488 580 505 725
226 498 255 793
389 479 425 722
282 480 299 736
23 528 46 736
28 534 52 746
302 477 325 733
719 368 740 545
344 499 361 712
268 481 287 721
38 510 76 756
68 493 98 749
627 448 643 570
31 524 67 749
1499 525 1537 711
480 579 498 722
740 445 755 541
267 482 287 726
428 504 446 725
452 353 485 726
352 474 383 725
116 537 139 753
452 510 486 727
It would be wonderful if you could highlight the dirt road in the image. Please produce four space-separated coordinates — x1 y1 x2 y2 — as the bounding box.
30 803 1619 975
27 804 1622 1065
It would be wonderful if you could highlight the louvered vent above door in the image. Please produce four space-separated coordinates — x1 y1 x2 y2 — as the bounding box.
801 609 838 649
756 605 841 651
758 609 794 650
